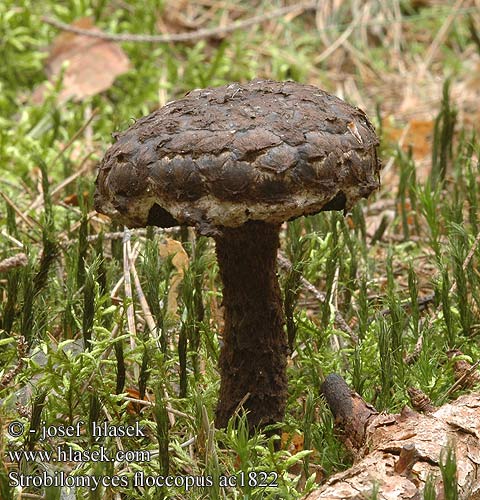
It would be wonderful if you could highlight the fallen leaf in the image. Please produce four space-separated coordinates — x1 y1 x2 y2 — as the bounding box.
280 431 325 486
33 17 130 104
125 387 151 415
157 0 199 34
281 431 304 454
384 118 434 160
158 238 189 317
62 190 89 206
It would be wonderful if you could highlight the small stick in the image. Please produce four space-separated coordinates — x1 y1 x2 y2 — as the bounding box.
42 2 316 44
111 241 141 300
330 265 350 350
378 293 435 319
80 324 121 394
51 109 99 166
0 253 28 273
128 248 158 336
314 7 362 64
406 230 480 364
123 229 139 380
278 252 357 342
100 404 145 494
91 229 149 243
122 396 192 420
419 0 466 78
0 230 24 248
27 152 94 213
180 436 196 449
404 331 424 366
22 109 99 219
163 386 176 427
232 392 251 419
59 226 178 247
0 191 41 239
445 360 480 398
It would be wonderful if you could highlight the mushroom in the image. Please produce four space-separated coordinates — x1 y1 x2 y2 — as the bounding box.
94 79 381 429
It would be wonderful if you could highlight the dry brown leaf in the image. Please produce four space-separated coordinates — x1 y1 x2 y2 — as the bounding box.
281 431 325 485
281 431 304 454
125 387 149 415
384 118 434 160
33 17 130 104
157 0 200 34
158 238 189 317
62 190 89 206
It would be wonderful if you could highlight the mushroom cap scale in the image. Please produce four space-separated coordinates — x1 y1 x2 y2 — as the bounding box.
94 79 381 232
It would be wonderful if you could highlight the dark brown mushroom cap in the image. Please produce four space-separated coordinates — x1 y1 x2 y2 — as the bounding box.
94 79 381 233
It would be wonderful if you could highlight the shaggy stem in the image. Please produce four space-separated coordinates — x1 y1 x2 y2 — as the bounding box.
214 221 288 429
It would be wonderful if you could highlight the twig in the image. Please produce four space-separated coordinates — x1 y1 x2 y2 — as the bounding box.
431 229 480 318
278 252 357 342
370 214 392 245
330 265 350 350
342 40 383 80
0 230 24 248
42 2 316 43
0 191 41 240
27 151 95 213
22 109 98 220
444 360 480 398
404 319 425 365
418 0 466 78
128 247 158 336
232 392 251 419
314 5 363 65
90 229 151 243
123 229 139 380
406 230 480 364
378 293 435 319
57 226 177 247
111 241 141 300
179 436 196 449
100 404 144 494
164 386 176 427
54 108 99 166
122 396 193 420
80 323 121 394
0 253 28 273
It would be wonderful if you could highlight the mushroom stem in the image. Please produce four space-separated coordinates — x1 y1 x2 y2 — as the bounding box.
214 221 288 429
